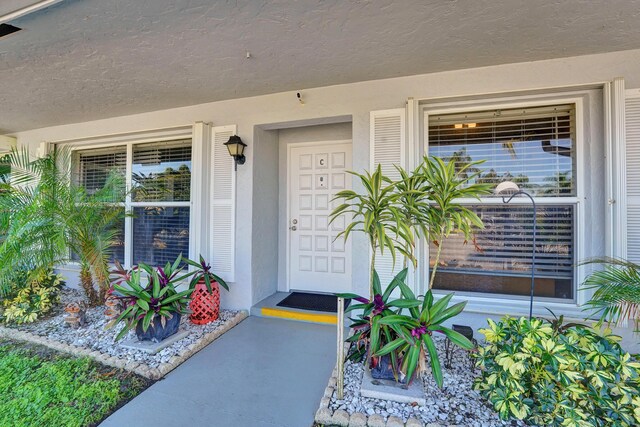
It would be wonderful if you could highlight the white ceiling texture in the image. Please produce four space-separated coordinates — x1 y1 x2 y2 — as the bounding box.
1 0 640 133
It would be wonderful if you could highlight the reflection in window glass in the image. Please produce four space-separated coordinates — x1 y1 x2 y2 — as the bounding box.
74 149 127 201
132 141 191 202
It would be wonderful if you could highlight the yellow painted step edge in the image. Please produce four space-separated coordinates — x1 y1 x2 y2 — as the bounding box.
260 307 337 325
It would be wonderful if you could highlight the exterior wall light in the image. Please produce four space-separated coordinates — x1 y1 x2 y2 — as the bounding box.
495 180 537 319
224 135 247 171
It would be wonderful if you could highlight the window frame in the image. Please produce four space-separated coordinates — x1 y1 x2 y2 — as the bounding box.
422 95 586 308
61 127 195 269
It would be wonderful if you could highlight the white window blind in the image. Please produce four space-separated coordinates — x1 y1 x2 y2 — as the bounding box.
73 149 127 262
430 205 574 299
74 148 127 199
132 140 192 202
429 104 575 196
428 103 577 301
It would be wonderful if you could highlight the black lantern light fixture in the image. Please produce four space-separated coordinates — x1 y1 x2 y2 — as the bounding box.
495 181 537 320
224 135 247 171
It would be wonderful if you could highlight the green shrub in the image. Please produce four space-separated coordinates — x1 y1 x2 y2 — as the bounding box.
2 269 64 324
474 316 640 427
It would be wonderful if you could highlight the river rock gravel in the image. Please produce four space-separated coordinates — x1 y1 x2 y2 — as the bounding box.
8 288 242 368
329 335 529 426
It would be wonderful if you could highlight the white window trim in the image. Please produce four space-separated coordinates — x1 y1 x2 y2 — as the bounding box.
420 94 587 315
54 125 195 269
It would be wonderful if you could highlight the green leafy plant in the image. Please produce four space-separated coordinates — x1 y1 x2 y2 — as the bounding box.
474 316 640 426
374 286 473 387
340 268 472 387
331 164 414 298
581 257 640 332
417 156 490 289
339 270 421 376
0 147 126 306
184 255 230 292
334 155 488 387
110 255 194 340
2 268 65 324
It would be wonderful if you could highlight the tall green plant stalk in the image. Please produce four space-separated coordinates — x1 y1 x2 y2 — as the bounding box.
393 164 429 269
417 156 491 289
331 164 414 298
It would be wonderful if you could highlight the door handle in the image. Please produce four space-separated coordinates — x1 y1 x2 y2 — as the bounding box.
290 225 297 231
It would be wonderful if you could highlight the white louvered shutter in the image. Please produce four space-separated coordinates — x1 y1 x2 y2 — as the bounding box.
370 109 406 286
211 125 237 282
626 94 640 262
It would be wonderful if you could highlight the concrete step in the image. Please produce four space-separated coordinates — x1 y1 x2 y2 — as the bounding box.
251 292 339 325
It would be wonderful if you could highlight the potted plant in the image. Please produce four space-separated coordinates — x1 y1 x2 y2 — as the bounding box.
110 255 193 342
333 156 491 387
185 255 230 324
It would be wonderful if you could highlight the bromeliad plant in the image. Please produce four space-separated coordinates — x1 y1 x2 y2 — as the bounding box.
109 255 194 340
340 268 473 386
184 255 230 292
474 316 640 426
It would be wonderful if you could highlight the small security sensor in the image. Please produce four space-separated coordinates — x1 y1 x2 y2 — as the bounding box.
297 92 304 105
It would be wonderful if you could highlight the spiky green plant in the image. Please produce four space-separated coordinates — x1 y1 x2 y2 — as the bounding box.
330 164 414 298
417 156 491 289
581 257 640 331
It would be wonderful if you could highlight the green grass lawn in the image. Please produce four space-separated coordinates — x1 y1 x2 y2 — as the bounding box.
0 340 151 427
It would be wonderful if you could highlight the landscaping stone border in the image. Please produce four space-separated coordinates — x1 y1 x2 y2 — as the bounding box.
314 343 462 427
0 310 248 380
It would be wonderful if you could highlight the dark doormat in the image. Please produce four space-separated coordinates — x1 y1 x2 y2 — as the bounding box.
276 292 351 313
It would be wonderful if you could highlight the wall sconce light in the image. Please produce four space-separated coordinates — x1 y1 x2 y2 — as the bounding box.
224 135 247 171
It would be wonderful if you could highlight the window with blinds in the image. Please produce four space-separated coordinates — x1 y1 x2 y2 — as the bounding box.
429 105 575 196
430 205 574 299
132 206 190 266
72 139 192 266
74 148 126 201
132 141 192 202
428 104 577 300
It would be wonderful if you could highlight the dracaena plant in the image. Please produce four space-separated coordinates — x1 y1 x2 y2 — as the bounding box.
109 255 194 340
330 164 414 299
417 156 491 290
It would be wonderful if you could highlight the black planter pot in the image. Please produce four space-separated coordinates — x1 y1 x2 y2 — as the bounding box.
135 312 181 343
370 354 398 381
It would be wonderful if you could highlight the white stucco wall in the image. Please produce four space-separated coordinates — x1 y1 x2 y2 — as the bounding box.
11 48 640 312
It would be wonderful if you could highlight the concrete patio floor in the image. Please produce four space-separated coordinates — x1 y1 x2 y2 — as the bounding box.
100 316 336 427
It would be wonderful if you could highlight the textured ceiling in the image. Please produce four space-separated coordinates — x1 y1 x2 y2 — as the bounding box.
2 0 640 133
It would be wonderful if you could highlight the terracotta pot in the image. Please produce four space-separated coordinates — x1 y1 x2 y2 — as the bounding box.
189 280 220 325
135 313 181 343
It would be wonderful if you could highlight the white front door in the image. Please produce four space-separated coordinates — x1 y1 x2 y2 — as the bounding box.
288 142 352 294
